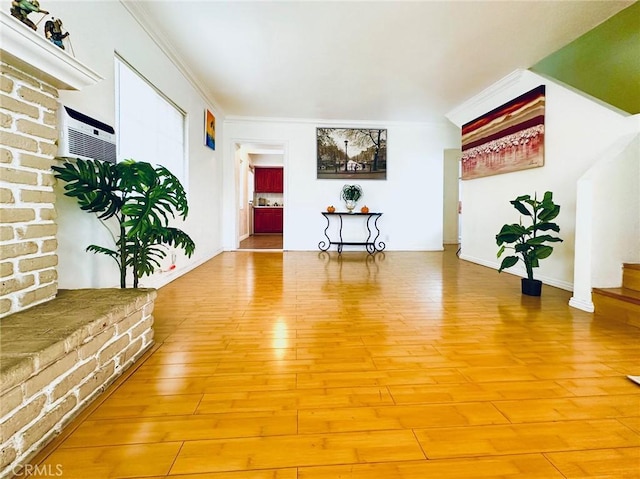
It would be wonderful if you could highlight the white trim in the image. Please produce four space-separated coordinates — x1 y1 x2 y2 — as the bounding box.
445 69 527 127
115 53 186 115
0 10 102 90
569 297 595 313
228 138 289 251
119 0 224 115
224 115 449 128
459 253 574 292
141 248 224 289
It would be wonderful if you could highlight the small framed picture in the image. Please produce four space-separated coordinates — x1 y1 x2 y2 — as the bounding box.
205 109 216 150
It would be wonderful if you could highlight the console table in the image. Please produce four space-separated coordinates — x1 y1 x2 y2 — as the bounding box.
318 211 385 254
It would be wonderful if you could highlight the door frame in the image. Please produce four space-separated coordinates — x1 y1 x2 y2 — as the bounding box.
232 139 288 250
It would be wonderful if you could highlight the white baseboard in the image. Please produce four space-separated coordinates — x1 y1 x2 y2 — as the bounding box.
143 247 224 289
569 297 595 312
459 253 574 292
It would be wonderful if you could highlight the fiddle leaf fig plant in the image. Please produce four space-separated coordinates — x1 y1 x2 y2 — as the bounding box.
52 158 195 288
496 191 562 280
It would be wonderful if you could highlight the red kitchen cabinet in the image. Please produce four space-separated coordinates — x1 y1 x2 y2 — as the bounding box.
254 167 283 193
254 207 283 233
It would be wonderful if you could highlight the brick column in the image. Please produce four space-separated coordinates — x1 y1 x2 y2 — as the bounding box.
0 62 59 318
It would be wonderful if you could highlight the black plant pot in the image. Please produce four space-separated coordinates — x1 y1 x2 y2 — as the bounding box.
521 278 542 296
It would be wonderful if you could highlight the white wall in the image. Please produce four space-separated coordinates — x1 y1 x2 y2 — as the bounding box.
250 153 284 166
591 131 640 286
43 1 224 288
443 149 461 245
223 118 459 251
237 147 249 240
447 70 635 291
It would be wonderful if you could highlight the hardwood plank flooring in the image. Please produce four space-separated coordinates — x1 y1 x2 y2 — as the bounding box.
26 249 640 478
239 234 283 250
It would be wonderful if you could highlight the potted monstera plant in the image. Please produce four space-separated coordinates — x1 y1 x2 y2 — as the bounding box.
52 158 195 288
496 191 562 296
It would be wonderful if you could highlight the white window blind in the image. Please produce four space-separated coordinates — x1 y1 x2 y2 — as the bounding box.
115 56 187 186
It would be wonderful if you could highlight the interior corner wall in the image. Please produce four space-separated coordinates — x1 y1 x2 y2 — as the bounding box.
443 149 461 245
223 119 460 251
456 70 633 291
44 1 224 288
591 131 640 286
237 148 250 240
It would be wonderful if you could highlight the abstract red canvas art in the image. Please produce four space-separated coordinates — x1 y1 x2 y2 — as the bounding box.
461 85 545 180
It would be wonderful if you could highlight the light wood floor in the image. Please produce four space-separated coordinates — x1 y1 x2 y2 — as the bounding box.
239 234 283 250
28 249 639 478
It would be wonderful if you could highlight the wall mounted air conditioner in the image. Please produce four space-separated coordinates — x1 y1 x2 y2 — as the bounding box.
57 105 116 163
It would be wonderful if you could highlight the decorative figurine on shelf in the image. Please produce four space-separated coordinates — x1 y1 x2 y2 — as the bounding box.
44 17 69 49
10 0 49 31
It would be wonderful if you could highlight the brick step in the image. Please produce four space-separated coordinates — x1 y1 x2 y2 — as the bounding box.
593 287 640 328
622 263 640 292
0 289 157 477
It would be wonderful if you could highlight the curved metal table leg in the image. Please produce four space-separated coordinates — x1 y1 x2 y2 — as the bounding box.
318 213 331 251
365 215 376 254
372 214 386 252
318 212 385 254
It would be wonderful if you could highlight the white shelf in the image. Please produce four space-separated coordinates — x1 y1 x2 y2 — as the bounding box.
0 10 102 90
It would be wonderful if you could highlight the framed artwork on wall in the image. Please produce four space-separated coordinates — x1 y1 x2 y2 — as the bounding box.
205 109 216 150
461 85 545 180
317 128 387 180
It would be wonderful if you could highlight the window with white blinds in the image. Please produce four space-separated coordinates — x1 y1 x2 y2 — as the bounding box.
115 56 187 187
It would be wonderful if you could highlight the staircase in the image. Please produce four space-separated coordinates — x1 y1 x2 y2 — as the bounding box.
593 263 640 328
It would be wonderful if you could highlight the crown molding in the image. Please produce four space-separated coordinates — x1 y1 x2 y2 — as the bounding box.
119 1 225 116
0 10 102 90
224 114 451 129
445 69 531 127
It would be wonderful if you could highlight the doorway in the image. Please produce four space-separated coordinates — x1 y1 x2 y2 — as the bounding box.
235 141 286 251
443 148 461 248
239 235 283 249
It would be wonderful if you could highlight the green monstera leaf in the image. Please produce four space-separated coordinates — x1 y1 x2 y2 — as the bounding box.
53 158 195 288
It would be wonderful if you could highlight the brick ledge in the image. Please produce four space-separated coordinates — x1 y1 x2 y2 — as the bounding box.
0 288 157 478
0 288 157 391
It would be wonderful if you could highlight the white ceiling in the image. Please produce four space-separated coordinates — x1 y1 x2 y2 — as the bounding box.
126 0 633 123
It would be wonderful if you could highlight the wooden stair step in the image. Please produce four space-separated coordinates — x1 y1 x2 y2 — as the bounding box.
593 286 640 328
593 287 640 305
622 263 640 292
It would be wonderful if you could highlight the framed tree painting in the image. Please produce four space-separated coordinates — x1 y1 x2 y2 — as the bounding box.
461 85 545 180
317 128 387 180
205 109 216 150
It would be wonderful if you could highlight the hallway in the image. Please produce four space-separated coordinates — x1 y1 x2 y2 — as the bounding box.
238 234 283 250
28 249 639 478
